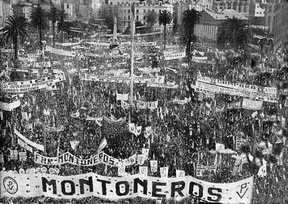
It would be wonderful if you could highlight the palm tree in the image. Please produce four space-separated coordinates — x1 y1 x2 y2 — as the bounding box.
181 8 201 61
30 5 49 51
57 9 69 43
47 5 59 46
144 10 157 32
1 15 29 60
158 10 172 50
217 17 251 50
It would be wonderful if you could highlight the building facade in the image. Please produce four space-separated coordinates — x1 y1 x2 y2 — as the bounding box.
194 9 248 42
0 0 13 28
99 0 173 32
212 0 251 17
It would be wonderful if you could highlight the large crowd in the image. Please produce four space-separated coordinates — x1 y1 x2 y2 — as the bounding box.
0 32 288 204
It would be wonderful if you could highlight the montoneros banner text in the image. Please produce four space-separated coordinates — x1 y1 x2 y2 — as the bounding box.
34 152 145 167
0 172 253 204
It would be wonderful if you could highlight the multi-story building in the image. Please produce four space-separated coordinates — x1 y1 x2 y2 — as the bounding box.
0 0 13 28
191 0 213 11
212 0 251 17
272 1 288 52
99 0 173 32
194 9 248 42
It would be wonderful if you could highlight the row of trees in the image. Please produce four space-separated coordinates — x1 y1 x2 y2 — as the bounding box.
1 4 69 60
143 8 201 59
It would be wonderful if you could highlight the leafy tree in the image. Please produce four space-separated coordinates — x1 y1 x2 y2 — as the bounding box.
1 15 29 60
180 8 201 61
57 8 69 43
47 5 59 46
217 17 251 50
158 10 172 49
30 5 49 51
144 10 157 32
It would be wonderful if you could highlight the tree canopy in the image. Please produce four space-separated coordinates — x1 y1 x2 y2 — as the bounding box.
217 17 251 50
1 15 29 60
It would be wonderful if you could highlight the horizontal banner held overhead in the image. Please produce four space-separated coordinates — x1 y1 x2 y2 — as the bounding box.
0 172 253 204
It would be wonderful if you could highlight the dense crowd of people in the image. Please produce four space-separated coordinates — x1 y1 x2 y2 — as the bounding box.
0 33 288 204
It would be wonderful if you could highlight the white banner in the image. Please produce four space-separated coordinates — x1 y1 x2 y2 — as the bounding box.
81 74 164 84
45 46 75 57
0 100 20 111
160 167 169 178
164 52 186 60
34 151 144 167
139 166 148 176
136 101 158 110
150 160 158 173
0 72 65 94
0 172 253 203
242 98 263 110
116 93 129 101
193 75 278 103
15 129 44 152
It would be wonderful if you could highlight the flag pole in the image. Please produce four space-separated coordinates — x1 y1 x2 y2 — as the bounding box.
130 3 135 106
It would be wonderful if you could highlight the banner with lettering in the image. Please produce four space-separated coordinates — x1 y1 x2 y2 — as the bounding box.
9 150 18 160
0 100 21 111
242 98 263 110
34 152 145 167
164 52 186 60
15 129 44 152
45 46 76 57
0 72 65 94
193 75 278 103
81 74 164 84
0 171 253 203
116 93 129 101
136 101 158 110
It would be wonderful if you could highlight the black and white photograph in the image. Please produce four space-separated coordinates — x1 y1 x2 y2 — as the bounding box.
0 0 288 203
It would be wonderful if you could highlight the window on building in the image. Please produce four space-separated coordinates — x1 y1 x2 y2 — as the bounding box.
128 15 130 20
136 9 139 13
136 15 139 20
66 4 69 9
128 9 130 13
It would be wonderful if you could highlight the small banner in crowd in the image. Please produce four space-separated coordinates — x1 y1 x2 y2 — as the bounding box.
18 152 27 161
139 166 148 176
118 162 126 176
176 170 185 178
0 100 21 111
128 123 142 136
242 98 263 110
116 93 129 101
9 150 18 160
15 129 44 152
0 171 253 203
160 167 169 178
150 160 158 173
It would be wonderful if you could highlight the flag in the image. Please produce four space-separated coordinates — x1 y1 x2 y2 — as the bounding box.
70 140 80 150
118 162 126 176
98 138 107 153
176 170 185 178
160 167 169 178
150 160 158 173
257 159 267 177
139 166 148 176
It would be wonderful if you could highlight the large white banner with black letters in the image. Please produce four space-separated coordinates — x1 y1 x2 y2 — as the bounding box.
0 171 253 203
